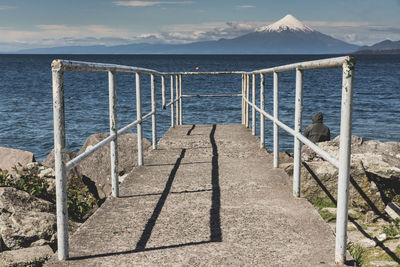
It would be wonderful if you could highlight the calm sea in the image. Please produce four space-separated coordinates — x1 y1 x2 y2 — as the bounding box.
0 54 399 161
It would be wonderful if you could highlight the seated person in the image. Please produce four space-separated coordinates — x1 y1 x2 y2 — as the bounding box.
304 112 330 143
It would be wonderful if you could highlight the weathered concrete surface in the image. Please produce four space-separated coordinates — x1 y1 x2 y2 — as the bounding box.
46 125 341 266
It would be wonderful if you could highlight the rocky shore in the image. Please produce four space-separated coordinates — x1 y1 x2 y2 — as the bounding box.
0 134 399 266
280 136 400 266
0 133 149 266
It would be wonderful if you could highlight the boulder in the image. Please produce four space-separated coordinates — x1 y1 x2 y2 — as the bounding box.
75 133 151 199
0 245 53 266
42 149 80 181
0 147 35 174
0 187 56 251
281 136 400 214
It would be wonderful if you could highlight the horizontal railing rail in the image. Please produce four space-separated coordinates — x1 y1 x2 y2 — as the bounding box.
182 94 242 98
51 56 355 264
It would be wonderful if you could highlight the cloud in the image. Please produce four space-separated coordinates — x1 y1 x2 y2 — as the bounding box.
113 1 192 7
0 6 15 10
151 21 258 43
368 26 400 34
236 5 255 9
1 18 400 51
306 20 371 28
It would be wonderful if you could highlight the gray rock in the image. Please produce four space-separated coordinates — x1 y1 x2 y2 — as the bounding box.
76 133 151 199
358 238 376 248
0 188 56 251
376 233 387 242
0 245 53 266
283 137 400 213
365 210 376 223
42 149 80 181
0 147 35 174
368 261 398 266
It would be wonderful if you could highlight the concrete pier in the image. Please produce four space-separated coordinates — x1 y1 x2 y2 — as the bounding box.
46 124 339 266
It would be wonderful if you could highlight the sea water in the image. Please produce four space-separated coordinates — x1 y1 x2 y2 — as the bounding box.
0 54 399 161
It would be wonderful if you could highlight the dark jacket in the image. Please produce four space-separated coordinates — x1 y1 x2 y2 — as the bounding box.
304 112 330 143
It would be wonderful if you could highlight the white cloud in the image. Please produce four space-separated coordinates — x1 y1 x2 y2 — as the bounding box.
113 1 192 7
1 18 399 51
236 5 255 9
306 20 371 28
0 6 15 10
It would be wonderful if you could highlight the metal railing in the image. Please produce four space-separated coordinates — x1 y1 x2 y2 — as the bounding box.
51 60 166 260
51 56 355 264
241 56 355 264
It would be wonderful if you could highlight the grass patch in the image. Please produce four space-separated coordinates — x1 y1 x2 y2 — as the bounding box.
348 226 358 231
362 247 400 266
383 219 400 238
348 242 365 266
318 209 336 222
311 197 336 209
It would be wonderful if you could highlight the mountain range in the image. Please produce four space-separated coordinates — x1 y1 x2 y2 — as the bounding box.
356 40 400 54
13 15 399 54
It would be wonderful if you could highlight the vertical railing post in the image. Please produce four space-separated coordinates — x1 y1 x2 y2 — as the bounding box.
109 71 119 197
151 74 157 149
273 72 279 168
246 74 250 128
52 64 69 260
241 74 245 125
260 73 265 148
136 73 143 166
243 74 246 126
161 75 166 110
335 57 355 264
170 75 175 127
175 75 179 126
252 74 256 135
293 68 303 197
179 74 183 125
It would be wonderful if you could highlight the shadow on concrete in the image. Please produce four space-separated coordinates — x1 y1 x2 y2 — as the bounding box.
68 124 223 261
186 124 196 135
135 148 187 251
145 161 211 167
69 241 214 261
119 188 212 199
210 124 222 242
302 162 400 264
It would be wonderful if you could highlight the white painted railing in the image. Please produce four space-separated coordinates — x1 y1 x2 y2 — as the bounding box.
51 56 355 264
241 56 355 264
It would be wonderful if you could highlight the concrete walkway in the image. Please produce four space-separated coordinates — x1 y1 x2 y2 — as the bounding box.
46 124 340 266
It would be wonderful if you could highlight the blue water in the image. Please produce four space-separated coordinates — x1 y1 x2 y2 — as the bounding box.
0 54 399 161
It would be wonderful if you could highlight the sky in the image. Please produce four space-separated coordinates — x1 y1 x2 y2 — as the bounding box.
0 0 399 52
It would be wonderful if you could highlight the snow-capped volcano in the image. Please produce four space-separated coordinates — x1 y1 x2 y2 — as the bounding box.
17 14 360 54
257 14 314 33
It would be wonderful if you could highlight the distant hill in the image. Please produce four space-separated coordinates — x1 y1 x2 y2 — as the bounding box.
356 40 400 54
18 14 359 55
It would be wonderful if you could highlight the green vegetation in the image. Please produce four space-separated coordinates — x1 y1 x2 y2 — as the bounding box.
383 219 400 238
393 194 400 206
67 176 98 221
309 197 400 266
318 209 336 222
348 242 365 266
0 166 54 200
0 166 97 222
310 197 336 209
